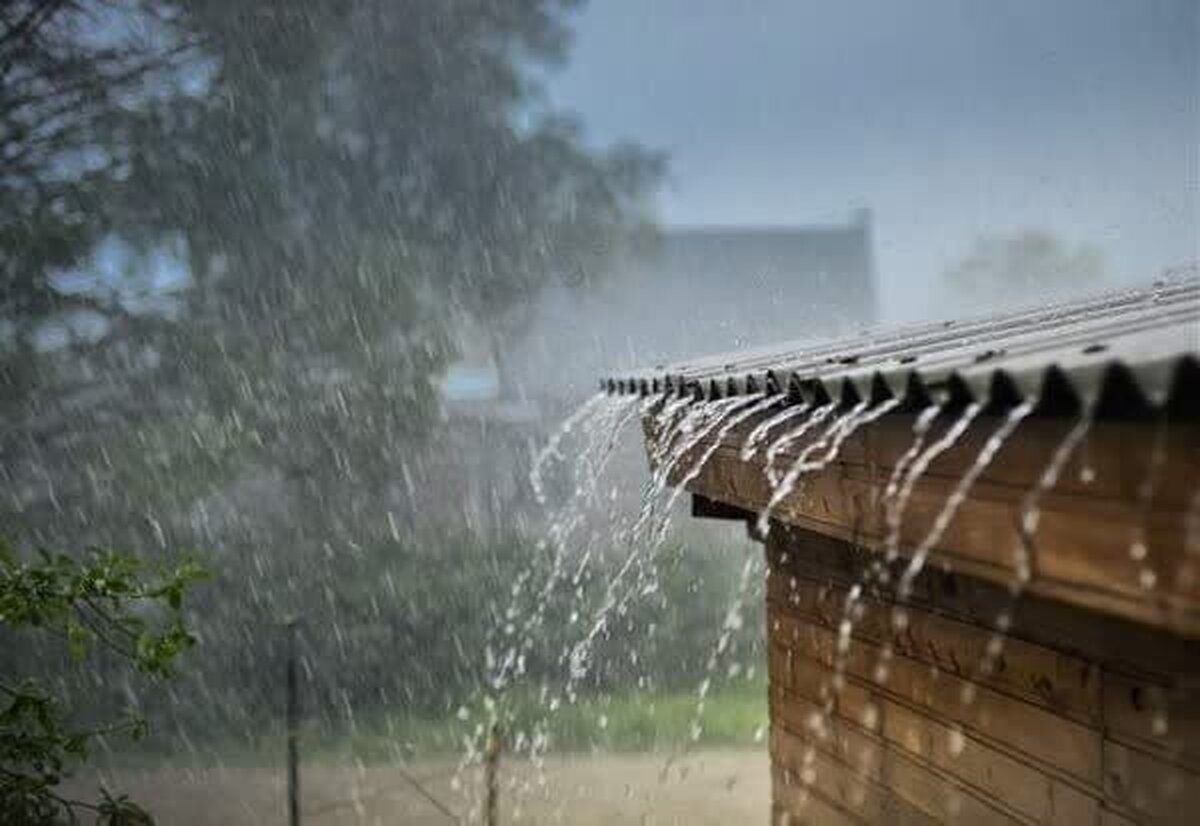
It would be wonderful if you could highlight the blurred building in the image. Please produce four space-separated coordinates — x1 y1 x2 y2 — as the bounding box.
511 209 877 401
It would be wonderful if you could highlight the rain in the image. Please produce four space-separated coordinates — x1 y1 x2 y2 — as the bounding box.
2 2 1198 825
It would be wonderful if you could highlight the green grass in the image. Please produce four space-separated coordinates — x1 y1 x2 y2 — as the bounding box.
311 679 769 763
102 680 769 768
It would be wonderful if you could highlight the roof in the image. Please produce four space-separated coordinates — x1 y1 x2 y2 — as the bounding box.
601 275 1200 419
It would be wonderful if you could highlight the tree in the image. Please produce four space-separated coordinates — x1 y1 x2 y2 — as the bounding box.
944 229 1104 309
0 0 665 744
0 541 205 824
0 1 197 395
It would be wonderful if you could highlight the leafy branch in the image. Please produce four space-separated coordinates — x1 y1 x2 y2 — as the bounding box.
0 539 206 824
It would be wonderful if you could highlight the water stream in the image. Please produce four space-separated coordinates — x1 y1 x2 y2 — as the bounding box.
741 402 811 461
756 399 901 537
962 410 1094 701
763 401 838 486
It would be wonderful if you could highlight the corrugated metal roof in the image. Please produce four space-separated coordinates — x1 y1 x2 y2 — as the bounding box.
601 275 1200 418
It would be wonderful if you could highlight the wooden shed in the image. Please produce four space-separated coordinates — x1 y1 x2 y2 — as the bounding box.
604 277 1200 825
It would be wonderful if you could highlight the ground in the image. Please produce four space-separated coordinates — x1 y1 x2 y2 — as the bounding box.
76 750 769 825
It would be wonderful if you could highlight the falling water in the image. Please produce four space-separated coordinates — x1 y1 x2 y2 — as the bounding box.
565 396 763 692
1013 413 1093 588
456 391 641 807
684 555 760 756
882 403 983 569
530 392 608 506
859 403 982 691
763 401 838 486
646 393 782 547
741 401 811 460
895 400 1035 600
1127 420 1169 593
794 402 947 779
964 409 1094 702
756 399 902 537
494 394 643 690
633 395 756 544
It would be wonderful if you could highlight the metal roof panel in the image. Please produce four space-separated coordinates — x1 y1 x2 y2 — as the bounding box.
601 275 1200 417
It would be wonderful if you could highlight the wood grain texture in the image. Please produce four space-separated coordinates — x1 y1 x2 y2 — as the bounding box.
650 409 1200 637
765 529 1200 825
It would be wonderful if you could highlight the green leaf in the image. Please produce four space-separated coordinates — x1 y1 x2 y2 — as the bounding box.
65 617 91 662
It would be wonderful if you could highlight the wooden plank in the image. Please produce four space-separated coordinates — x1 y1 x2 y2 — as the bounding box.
772 765 867 826
658 408 1200 636
882 694 1099 825
766 571 1103 726
773 681 1104 826
706 412 1200 511
1103 740 1200 825
774 665 1100 824
772 701 1023 825
1102 670 1200 771
772 726 942 825
765 527 1200 682
772 614 1105 786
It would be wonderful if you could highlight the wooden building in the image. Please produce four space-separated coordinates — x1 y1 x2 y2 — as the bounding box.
604 277 1199 824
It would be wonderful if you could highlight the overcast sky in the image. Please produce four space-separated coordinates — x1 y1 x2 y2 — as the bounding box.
549 0 1199 321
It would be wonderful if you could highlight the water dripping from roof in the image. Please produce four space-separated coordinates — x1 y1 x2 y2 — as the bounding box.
896 399 1035 601
563 395 763 705
756 398 901 537
740 401 811 461
964 407 1095 705
763 401 838 486
530 392 607 506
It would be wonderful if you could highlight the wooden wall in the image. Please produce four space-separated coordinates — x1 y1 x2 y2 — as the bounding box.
765 525 1200 826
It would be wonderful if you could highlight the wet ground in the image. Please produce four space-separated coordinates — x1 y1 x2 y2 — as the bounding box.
75 749 769 825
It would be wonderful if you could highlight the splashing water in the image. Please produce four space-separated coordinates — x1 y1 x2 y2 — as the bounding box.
530 392 608 506
818 404 942 708
883 403 983 568
558 395 769 716
1013 413 1093 588
965 409 1094 700
895 400 1035 601
634 396 757 543
676 554 760 768
764 401 838 486
1127 419 1170 592
459 392 640 801
865 403 982 687
756 399 901 537
741 401 810 461
647 393 781 547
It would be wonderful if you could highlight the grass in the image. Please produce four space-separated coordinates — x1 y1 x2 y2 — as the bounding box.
100 680 768 768
313 679 769 763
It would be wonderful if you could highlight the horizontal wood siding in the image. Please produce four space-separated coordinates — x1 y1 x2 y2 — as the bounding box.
656 411 1200 637
766 527 1200 825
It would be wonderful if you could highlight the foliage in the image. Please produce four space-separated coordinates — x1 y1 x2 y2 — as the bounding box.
0 1 196 389
945 229 1104 308
0 540 205 824
0 0 682 780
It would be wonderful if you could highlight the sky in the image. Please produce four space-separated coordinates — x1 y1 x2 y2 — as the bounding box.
548 0 1199 321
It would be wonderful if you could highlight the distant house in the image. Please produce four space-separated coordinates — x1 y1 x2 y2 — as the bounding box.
511 210 877 400
428 211 877 534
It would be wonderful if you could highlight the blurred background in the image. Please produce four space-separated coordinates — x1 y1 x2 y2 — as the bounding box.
1 1 1195 822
